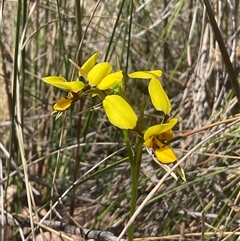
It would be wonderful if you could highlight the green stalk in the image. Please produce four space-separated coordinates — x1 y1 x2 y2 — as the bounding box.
122 129 135 241
125 0 133 74
104 0 125 61
123 129 143 241
70 0 83 218
21 0 27 126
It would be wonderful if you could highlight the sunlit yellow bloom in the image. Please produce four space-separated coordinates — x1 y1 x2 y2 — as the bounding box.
43 53 97 112
43 52 123 113
103 95 138 129
43 52 100 111
148 77 171 115
144 118 178 164
128 70 162 79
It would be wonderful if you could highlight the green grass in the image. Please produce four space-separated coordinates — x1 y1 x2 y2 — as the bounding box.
1 0 240 240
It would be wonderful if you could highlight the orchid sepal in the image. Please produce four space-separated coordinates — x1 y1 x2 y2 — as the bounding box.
128 70 162 79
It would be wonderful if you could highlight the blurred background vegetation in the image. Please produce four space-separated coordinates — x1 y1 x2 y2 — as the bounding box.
0 0 240 240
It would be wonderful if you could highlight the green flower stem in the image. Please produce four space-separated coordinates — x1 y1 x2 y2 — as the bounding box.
91 88 107 101
123 129 143 241
133 125 144 138
167 135 185 144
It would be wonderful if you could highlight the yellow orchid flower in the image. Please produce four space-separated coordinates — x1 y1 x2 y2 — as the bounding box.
103 95 138 129
43 53 123 113
144 117 186 181
42 52 100 112
144 118 178 164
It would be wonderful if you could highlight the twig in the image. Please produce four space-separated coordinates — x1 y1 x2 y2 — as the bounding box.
0 211 127 241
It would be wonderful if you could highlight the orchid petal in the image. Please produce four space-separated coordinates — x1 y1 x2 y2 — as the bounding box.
103 95 137 129
158 129 174 141
42 76 85 93
54 81 85 93
42 76 68 89
149 77 171 114
155 145 177 164
145 146 179 180
80 52 100 76
128 70 162 79
53 97 73 111
97 71 123 90
144 118 178 141
88 62 112 86
143 137 152 148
